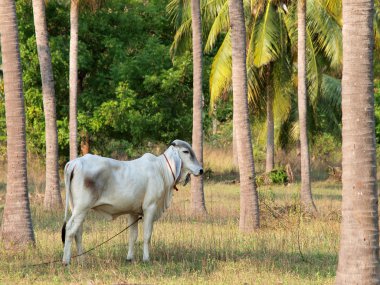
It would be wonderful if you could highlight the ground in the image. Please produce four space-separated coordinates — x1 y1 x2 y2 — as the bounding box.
0 175 340 285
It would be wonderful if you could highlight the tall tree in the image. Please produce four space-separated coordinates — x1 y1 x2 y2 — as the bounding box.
32 0 62 209
69 0 79 160
336 0 380 283
190 0 207 215
297 0 316 213
0 0 35 245
229 0 260 231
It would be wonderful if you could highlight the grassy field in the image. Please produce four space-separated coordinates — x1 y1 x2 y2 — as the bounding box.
0 166 341 285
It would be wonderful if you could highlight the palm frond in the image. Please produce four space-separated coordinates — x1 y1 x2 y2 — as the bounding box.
204 0 230 53
252 2 282 67
272 56 293 124
247 66 265 111
209 31 232 109
306 26 321 105
307 0 342 71
166 0 191 29
321 0 342 23
170 18 192 58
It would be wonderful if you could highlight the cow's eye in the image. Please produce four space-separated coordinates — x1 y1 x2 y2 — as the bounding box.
183 150 189 154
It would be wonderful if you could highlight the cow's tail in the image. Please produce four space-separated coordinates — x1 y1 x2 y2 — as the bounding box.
62 160 76 244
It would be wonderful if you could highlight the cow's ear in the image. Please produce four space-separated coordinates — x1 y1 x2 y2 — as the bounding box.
171 141 176 147
173 149 182 181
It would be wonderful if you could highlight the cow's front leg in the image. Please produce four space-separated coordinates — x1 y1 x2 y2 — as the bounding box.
126 214 139 262
142 207 156 262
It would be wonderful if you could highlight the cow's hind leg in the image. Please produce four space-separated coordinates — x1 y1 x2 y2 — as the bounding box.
62 210 88 265
74 223 84 263
142 207 156 262
126 214 139 262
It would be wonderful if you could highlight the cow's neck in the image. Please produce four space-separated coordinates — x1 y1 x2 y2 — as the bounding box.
163 153 179 191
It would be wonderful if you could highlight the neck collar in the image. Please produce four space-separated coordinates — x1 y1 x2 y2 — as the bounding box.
163 153 179 191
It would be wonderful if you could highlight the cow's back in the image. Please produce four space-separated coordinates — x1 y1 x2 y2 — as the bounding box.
69 153 165 218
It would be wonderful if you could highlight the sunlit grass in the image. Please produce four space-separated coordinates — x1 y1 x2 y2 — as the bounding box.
0 176 341 284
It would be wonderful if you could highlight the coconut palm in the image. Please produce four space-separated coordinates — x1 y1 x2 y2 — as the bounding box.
190 0 207 215
69 0 79 160
297 0 316 213
0 0 35 245
204 0 342 174
167 0 207 214
335 0 380 283
229 0 260 231
32 0 62 209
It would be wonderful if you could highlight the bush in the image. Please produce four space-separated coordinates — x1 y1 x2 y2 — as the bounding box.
256 168 288 186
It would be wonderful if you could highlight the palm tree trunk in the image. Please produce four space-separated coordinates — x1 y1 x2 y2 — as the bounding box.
233 123 239 168
69 0 79 160
335 0 380 283
190 0 206 215
32 0 62 210
297 0 316 213
229 0 260 231
265 67 274 173
0 0 35 245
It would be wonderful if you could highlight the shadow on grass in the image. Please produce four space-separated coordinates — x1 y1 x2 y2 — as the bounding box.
134 240 338 280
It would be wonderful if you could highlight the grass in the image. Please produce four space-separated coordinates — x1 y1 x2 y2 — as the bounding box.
0 177 341 284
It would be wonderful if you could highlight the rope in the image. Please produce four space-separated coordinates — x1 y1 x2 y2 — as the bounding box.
25 217 142 267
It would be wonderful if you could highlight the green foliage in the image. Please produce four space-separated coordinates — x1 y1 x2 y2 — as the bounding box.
268 168 288 185
256 168 288 186
2 0 209 159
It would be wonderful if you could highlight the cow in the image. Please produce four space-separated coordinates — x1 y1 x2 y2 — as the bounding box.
61 139 203 265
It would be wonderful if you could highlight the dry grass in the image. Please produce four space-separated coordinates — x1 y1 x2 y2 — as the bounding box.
0 151 342 284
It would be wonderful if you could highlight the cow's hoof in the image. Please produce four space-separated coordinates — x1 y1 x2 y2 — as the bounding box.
62 261 69 267
125 258 134 263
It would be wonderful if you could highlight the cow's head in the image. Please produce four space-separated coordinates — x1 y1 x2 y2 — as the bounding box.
170 140 203 186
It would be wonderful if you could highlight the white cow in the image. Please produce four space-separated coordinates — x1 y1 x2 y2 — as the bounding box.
61 139 203 265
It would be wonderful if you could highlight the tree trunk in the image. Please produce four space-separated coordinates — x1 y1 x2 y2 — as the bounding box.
0 0 35 245
190 0 207 215
80 131 90 155
69 0 79 160
212 106 218 135
336 0 380 283
233 123 239 168
297 0 316 213
265 67 274 173
229 0 260 231
32 0 62 210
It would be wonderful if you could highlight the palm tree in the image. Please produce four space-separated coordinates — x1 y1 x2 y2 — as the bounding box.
335 0 380 283
229 0 260 231
0 0 35 245
297 0 316 213
190 0 207 215
69 0 79 160
167 0 207 214
32 0 62 209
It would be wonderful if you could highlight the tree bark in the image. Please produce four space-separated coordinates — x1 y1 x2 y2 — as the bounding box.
32 0 62 210
233 123 239 168
190 0 207 215
229 0 260 231
336 0 380 283
0 0 35 245
69 0 79 160
297 0 316 213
